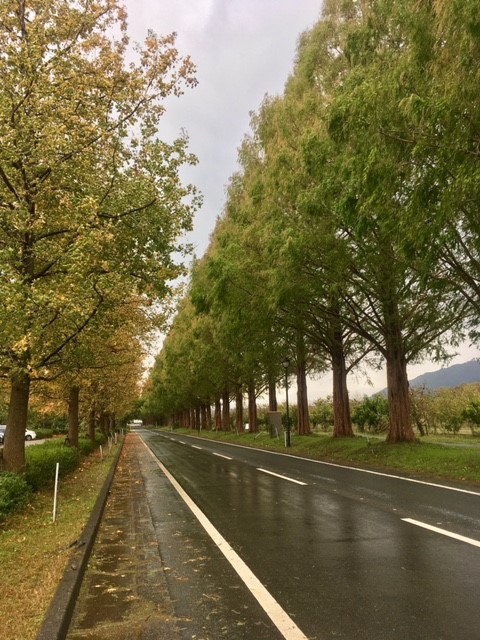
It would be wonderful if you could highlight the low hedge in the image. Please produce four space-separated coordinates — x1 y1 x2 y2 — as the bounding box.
0 472 32 523
25 441 80 491
34 428 54 440
1 434 115 521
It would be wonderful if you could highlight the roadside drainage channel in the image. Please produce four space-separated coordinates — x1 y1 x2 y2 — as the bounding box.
36 439 124 640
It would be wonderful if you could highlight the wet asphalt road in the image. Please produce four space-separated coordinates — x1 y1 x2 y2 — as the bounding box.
140 429 480 640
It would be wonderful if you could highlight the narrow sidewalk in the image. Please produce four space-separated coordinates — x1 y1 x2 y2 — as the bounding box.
66 433 182 640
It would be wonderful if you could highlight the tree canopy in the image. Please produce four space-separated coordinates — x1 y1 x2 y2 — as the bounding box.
0 0 200 471
144 0 477 444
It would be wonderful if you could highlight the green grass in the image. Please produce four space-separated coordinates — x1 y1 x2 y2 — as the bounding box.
0 443 120 640
157 427 480 484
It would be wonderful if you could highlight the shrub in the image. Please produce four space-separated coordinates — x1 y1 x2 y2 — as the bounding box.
0 472 32 522
462 400 480 435
78 437 98 456
310 398 334 431
34 428 54 440
25 442 79 491
352 395 389 433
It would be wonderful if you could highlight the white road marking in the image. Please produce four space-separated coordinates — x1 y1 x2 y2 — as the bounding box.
257 468 308 486
192 445 203 450
172 435 480 496
402 518 480 548
213 452 233 460
142 441 310 640
178 441 186 445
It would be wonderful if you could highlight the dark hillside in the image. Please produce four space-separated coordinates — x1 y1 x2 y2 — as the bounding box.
409 359 480 390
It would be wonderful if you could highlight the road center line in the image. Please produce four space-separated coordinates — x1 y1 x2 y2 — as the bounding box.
191 445 203 450
257 468 308 486
213 452 233 460
175 434 480 496
402 518 480 548
142 441 310 640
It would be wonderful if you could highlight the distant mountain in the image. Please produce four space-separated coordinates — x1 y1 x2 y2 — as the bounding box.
409 359 480 390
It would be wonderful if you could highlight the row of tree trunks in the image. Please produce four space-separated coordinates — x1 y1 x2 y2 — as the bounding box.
215 398 222 429
247 380 258 433
235 384 244 433
68 386 80 448
222 388 230 430
296 335 311 435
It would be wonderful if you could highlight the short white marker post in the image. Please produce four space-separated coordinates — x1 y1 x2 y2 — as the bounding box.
52 462 60 523
100 444 103 461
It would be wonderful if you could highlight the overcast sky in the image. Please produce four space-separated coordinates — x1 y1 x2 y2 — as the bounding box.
123 0 323 256
122 0 479 398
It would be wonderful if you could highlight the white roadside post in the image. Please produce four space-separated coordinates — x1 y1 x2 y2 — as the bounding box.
52 462 60 523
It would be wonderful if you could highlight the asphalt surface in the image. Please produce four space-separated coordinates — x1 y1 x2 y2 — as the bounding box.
143 429 480 640
64 430 480 639
66 432 282 640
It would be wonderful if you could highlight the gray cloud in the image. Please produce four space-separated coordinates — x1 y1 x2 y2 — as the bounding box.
122 1 479 396
123 0 322 256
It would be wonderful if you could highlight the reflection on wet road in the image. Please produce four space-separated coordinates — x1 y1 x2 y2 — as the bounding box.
142 430 480 640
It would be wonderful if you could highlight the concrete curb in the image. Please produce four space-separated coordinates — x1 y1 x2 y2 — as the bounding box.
36 439 125 640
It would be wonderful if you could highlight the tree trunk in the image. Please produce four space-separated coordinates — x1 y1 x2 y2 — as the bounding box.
68 386 80 448
201 404 207 430
248 380 258 433
222 388 230 431
3 373 31 473
331 340 354 437
296 358 310 436
99 410 108 437
385 345 415 442
268 378 277 411
88 408 96 441
207 403 212 430
380 259 415 443
215 398 222 430
235 384 244 433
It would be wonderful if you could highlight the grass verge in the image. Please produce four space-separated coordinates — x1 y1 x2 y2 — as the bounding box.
0 444 120 640
160 428 480 485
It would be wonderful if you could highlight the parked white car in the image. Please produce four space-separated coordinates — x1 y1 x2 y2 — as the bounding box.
0 426 36 443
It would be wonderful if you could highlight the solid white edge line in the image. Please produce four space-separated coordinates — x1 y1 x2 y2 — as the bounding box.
164 433 480 497
257 468 308 486
213 452 233 460
141 440 310 640
402 518 480 548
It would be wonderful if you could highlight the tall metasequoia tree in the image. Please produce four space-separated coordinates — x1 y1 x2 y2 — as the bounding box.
399 0 480 337
0 0 198 471
321 0 465 442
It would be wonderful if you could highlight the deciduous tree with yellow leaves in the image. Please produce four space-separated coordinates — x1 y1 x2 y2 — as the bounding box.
0 0 200 471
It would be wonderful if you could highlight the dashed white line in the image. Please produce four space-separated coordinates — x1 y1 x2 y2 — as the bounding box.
142 441 310 640
402 518 480 548
173 435 480 496
213 452 233 460
257 468 307 486
192 445 203 450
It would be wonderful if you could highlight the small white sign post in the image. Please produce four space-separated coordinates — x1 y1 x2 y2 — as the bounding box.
52 462 60 523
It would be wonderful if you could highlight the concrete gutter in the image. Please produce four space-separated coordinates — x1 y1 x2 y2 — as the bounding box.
36 439 124 640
